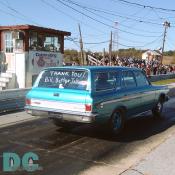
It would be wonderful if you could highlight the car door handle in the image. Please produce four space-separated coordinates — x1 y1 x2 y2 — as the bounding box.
53 93 60 97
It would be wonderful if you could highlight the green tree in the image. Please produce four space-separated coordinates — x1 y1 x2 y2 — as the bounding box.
64 49 80 64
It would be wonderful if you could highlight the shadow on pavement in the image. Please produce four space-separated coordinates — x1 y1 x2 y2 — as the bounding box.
58 110 175 143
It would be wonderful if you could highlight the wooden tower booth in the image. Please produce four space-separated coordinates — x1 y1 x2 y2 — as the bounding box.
0 25 70 89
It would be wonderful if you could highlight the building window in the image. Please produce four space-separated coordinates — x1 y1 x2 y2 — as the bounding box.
29 31 61 52
29 31 38 50
37 34 45 50
5 32 13 53
44 36 60 52
54 36 61 52
15 39 24 51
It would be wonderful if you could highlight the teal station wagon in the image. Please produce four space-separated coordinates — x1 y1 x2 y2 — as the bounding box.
25 66 169 134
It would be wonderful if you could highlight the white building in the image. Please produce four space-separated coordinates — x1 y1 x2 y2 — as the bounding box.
0 25 70 90
142 50 161 62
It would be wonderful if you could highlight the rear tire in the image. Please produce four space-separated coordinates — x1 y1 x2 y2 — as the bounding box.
152 101 164 119
109 109 125 135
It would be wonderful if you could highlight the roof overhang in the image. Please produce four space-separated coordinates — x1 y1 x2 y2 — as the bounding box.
0 24 71 36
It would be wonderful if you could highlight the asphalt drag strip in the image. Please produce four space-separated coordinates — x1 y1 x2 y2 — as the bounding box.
0 98 174 175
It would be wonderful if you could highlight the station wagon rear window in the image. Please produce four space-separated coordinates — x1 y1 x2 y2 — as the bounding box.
35 69 88 90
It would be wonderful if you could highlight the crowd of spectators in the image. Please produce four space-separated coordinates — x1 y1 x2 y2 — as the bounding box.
115 57 175 76
87 56 175 76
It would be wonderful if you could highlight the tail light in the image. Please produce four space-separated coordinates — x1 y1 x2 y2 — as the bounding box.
85 104 92 112
26 99 31 105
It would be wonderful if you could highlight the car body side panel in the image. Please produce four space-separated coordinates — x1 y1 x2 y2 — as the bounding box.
138 86 156 111
91 88 143 123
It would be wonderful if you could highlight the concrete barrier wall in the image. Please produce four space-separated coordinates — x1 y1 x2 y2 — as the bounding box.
0 88 30 100
0 88 30 113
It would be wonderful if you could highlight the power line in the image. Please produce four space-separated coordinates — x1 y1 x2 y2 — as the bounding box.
113 0 175 13
60 0 168 27
113 34 163 48
0 7 28 22
74 32 157 44
65 0 169 23
67 33 162 48
65 37 79 48
62 0 161 27
119 36 147 44
0 0 40 25
166 41 175 50
84 40 109 44
43 0 173 50
41 0 108 35
56 0 164 37
62 0 163 35
66 36 109 45
68 0 175 28
166 36 175 47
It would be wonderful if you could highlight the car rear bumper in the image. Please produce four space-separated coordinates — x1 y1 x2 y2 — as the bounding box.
25 106 97 123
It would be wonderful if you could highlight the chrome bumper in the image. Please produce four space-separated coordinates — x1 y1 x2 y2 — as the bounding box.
25 106 97 123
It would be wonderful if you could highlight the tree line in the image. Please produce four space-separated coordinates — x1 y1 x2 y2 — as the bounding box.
64 48 175 64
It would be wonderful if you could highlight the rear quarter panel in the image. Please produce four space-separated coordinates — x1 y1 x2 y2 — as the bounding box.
152 85 169 102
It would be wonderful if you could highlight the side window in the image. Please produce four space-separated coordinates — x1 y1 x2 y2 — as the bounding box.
109 71 121 88
4 32 13 53
134 71 150 87
94 72 119 91
122 71 136 88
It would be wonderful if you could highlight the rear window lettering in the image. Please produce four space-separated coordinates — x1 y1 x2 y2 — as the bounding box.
35 70 88 90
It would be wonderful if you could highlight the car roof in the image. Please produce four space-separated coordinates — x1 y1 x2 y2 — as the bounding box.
43 66 141 72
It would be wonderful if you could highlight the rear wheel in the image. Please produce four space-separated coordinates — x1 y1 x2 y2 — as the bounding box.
152 101 164 119
109 109 125 135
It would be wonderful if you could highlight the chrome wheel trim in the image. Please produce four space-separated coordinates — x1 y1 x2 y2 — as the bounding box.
113 112 122 130
157 102 162 112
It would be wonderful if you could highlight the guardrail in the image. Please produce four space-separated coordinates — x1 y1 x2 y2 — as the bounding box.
148 73 175 82
0 73 175 113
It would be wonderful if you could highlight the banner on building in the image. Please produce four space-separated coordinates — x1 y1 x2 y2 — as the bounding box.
29 51 63 73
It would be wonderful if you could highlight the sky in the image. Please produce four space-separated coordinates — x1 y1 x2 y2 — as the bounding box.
0 0 175 52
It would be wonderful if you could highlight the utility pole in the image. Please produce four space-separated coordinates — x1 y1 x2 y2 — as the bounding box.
103 48 105 59
161 21 170 64
113 21 119 59
78 24 84 65
109 31 112 66
103 48 105 65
